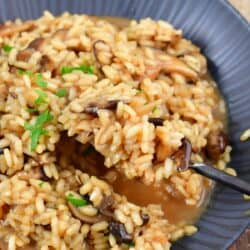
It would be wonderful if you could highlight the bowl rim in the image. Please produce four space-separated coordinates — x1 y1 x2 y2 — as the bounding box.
216 1 249 249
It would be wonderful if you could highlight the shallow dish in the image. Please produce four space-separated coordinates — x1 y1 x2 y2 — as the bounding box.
0 0 249 249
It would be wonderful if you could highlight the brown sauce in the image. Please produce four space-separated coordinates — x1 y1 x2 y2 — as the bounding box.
56 135 212 225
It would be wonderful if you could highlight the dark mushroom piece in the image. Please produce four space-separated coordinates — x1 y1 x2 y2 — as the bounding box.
140 212 150 226
39 54 55 73
8 65 18 74
206 131 228 161
0 148 3 155
173 137 192 172
148 117 164 126
27 37 46 51
109 221 133 244
84 100 127 116
99 195 115 219
16 49 33 62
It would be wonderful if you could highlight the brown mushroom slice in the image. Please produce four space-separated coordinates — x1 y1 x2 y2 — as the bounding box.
27 37 46 51
84 99 127 116
173 137 192 172
109 221 133 244
68 203 103 224
16 49 33 62
148 117 164 126
51 28 68 40
162 55 198 80
0 204 10 220
0 21 35 37
39 55 55 73
206 131 228 161
99 195 115 219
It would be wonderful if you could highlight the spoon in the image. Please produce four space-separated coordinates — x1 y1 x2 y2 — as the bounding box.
189 163 250 195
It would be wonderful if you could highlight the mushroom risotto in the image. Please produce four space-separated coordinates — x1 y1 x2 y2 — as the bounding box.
0 11 232 250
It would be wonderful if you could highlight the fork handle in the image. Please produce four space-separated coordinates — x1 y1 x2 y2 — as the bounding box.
191 163 250 195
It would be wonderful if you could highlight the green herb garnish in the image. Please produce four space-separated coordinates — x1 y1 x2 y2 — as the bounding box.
26 108 38 113
24 109 53 151
61 65 94 75
66 193 88 207
122 242 135 248
55 88 68 97
152 106 158 113
35 73 48 88
34 89 48 105
17 69 33 76
2 44 13 52
38 182 45 188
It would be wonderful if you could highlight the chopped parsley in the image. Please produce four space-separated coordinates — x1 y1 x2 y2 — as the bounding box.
152 106 158 113
61 65 94 75
17 69 33 76
55 88 68 97
26 108 38 113
66 193 89 207
35 73 48 88
2 44 13 52
122 242 135 248
38 181 45 188
24 109 53 151
34 89 48 105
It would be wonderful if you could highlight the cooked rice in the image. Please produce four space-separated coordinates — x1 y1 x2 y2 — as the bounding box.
240 128 250 141
0 11 232 249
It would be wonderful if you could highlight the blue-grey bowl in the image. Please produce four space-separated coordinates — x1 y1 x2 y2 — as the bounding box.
0 0 249 249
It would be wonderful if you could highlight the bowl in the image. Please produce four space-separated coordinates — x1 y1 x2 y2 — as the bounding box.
1 0 249 249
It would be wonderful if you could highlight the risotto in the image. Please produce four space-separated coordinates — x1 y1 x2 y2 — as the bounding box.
0 11 232 250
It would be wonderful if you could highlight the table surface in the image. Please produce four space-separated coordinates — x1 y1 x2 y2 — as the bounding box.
227 1 250 249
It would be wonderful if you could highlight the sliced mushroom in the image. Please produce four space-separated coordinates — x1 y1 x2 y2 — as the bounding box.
206 131 228 161
109 221 133 244
84 100 127 116
173 137 192 172
27 37 46 51
99 195 115 219
52 28 68 40
148 117 164 126
16 49 33 62
68 203 103 224
0 21 35 37
162 55 198 80
140 212 150 226
0 204 10 220
39 55 55 73
8 65 19 74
